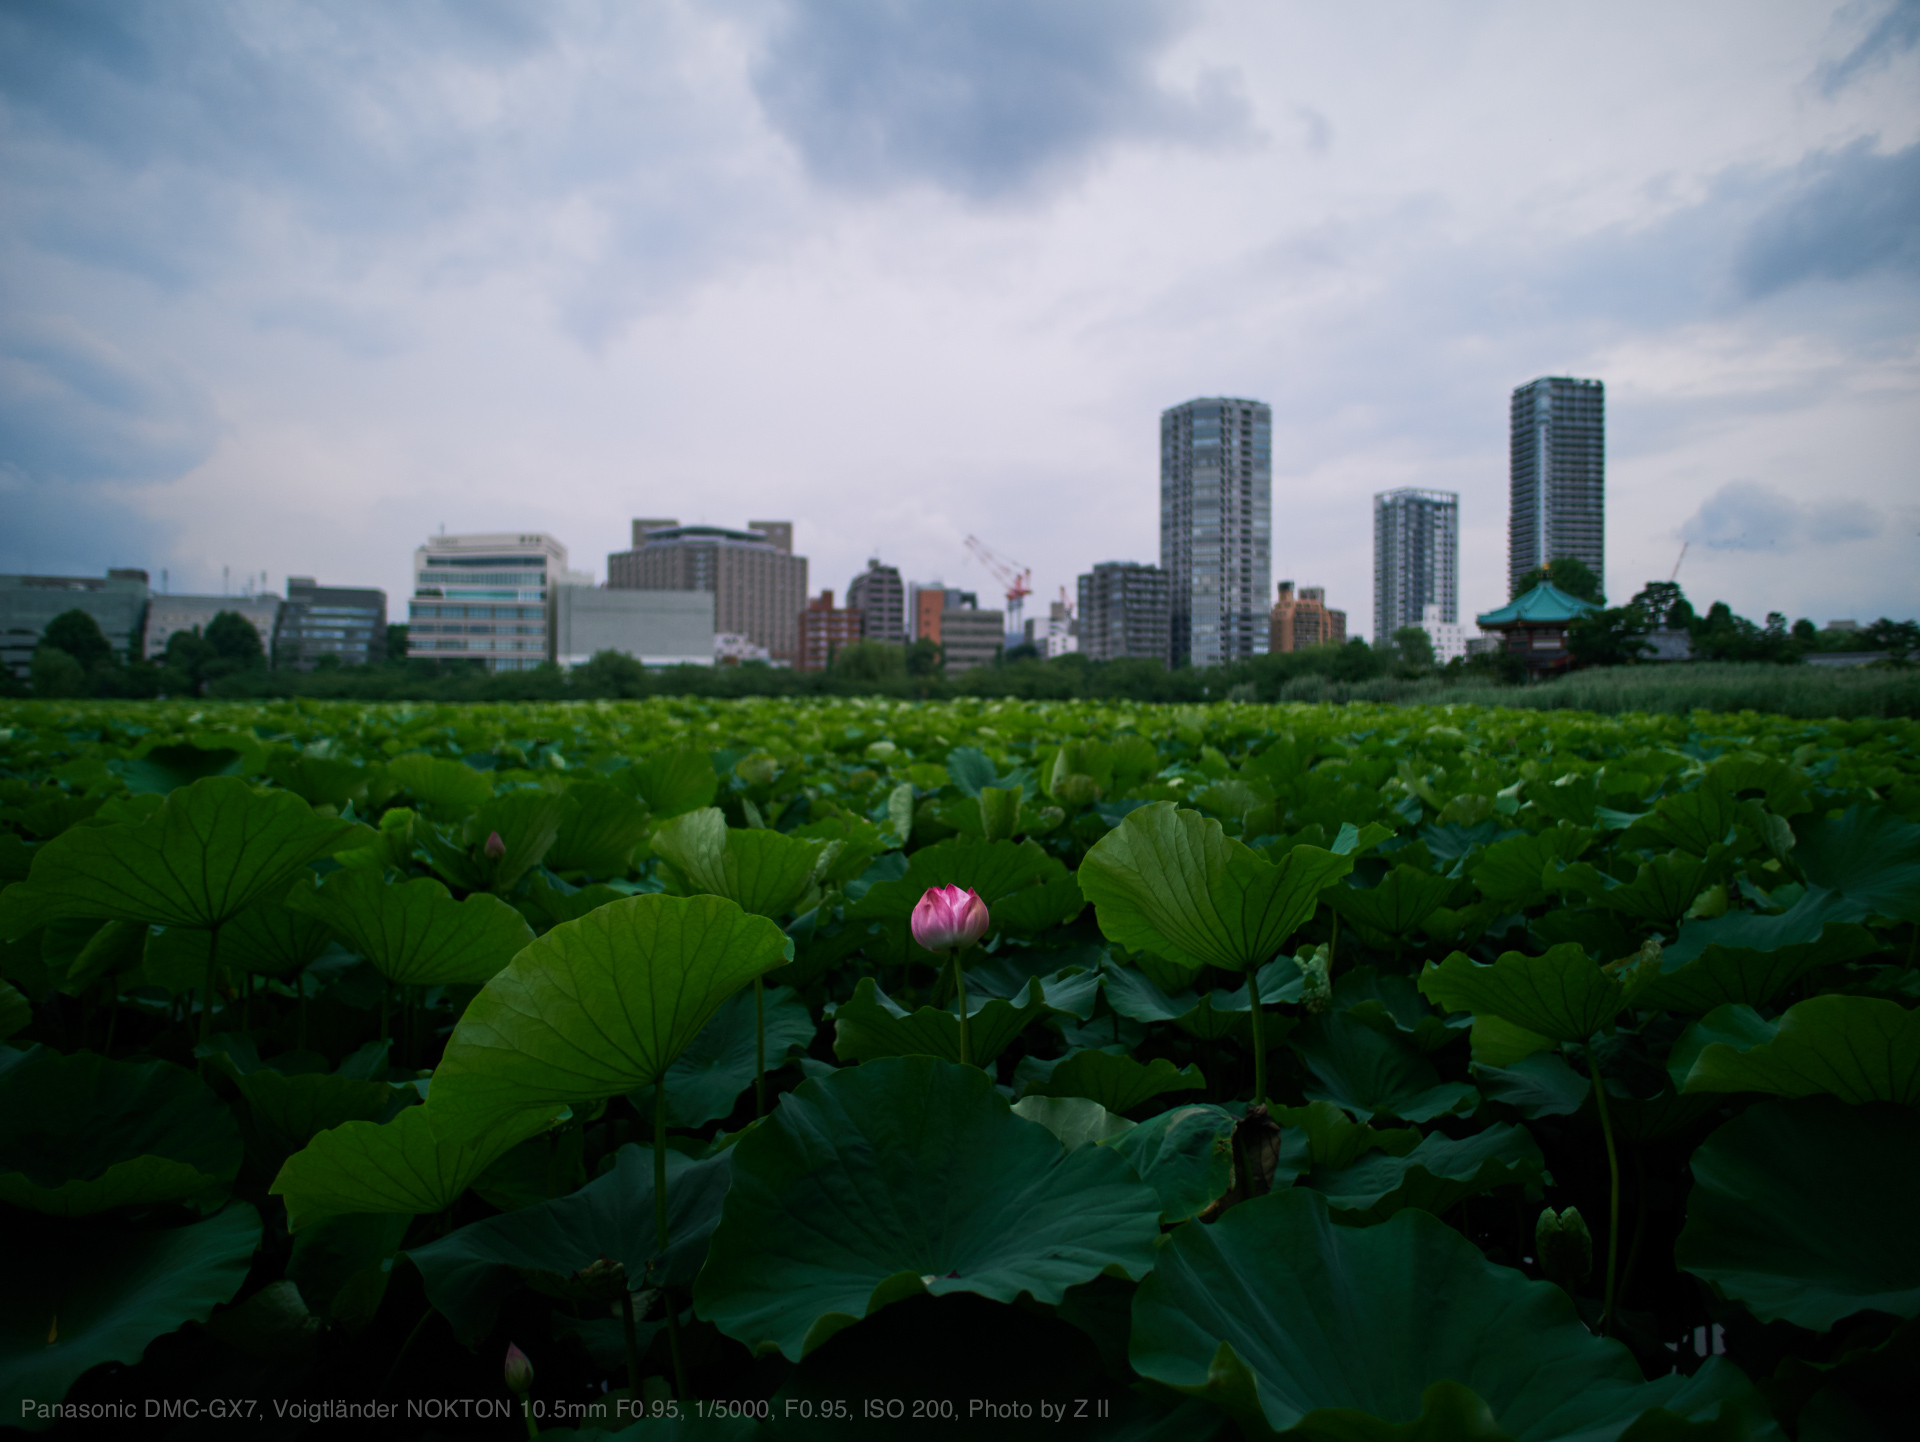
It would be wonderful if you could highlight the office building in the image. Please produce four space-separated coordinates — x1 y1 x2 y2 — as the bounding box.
1421 603 1470 664
408 532 583 673
847 559 906 645
1509 376 1605 597
938 605 1006 673
907 584 976 643
549 585 714 669
0 570 149 679
1373 488 1459 648
274 578 386 670
1076 561 1171 664
607 520 807 665
1022 598 1078 658
797 590 864 672
145 592 282 661
1270 582 1347 653
1160 396 1272 667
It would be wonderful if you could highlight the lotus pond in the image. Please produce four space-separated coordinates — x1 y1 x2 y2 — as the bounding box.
1 696 1915 1440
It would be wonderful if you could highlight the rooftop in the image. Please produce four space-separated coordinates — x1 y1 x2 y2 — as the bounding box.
1475 582 1602 629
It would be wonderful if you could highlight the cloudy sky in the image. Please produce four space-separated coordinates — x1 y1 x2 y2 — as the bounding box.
3 0 1916 642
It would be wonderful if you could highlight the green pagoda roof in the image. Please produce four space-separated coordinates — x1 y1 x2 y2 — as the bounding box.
1476 582 1602 628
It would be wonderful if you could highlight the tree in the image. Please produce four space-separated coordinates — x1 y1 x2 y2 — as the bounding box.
42 609 114 670
1329 638 1389 682
1627 582 1687 629
575 649 647 696
1567 606 1654 668
831 640 907 682
1863 618 1919 660
1390 626 1436 670
204 611 266 667
905 637 944 677
30 645 87 698
385 623 410 662
1512 556 1604 604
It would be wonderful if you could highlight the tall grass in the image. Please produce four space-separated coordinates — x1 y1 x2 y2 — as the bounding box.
1272 663 1920 720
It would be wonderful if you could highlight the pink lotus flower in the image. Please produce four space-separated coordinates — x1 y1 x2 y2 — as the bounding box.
484 830 506 859
503 1342 533 1394
911 885 989 953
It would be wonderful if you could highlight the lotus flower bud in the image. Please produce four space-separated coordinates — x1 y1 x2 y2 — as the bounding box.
1297 944 1332 1013
911 885 990 953
1536 1206 1594 1292
484 830 506 860
503 1342 534 1394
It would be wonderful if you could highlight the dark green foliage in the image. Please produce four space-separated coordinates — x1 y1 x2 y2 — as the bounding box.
41 609 113 669
1513 555 1605 603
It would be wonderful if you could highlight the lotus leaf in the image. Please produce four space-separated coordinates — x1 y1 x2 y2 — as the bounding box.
1418 942 1662 1045
1 1205 261 1431
629 984 817 1127
234 1069 396 1151
0 776 357 935
1678 995 1920 1104
1131 1188 1772 1439
386 752 494 809
1306 1122 1547 1224
408 1146 731 1344
1676 1098 1920 1331
1638 915 1878 1014
1019 1048 1205 1115
545 781 652 876
1794 804 1920 922
829 976 1048 1067
693 1057 1161 1361
1325 865 1457 938
1468 825 1592 906
653 807 829 916
1107 1103 1239 1222
430 894 790 1135
270 1101 556 1230
1292 1011 1478 1122
625 749 720 819
1009 1095 1137 1149
286 868 533 986
0 1048 240 1215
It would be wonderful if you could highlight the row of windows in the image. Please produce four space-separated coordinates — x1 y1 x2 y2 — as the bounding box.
411 605 544 620
411 623 544 637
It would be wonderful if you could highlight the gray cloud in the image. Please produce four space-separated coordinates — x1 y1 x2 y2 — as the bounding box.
1737 139 1920 295
0 316 219 483
1818 0 1920 95
1680 481 1882 552
748 0 1251 199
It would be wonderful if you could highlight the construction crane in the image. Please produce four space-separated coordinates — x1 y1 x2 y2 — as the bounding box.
963 535 1033 638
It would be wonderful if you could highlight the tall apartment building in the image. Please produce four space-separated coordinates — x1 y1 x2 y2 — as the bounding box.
846 559 906 645
1161 397 1272 667
0 570 149 679
1373 489 1459 649
1509 376 1605 597
1076 561 1171 664
607 520 807 665
796 590 864 672
408 532 581 672
1270 581 1347 653
274 578 386 670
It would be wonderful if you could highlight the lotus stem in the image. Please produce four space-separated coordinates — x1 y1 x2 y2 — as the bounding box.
200 921 222 1043
753 976 766 1118
380 977 391 1052
1246 965 1267 1106
380 1305 435 1396
619 1287 643 1397
953 948 971 1067
654 1082 690 1402
1587 1040 1622 1335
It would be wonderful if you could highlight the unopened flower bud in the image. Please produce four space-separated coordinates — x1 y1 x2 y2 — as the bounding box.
485 830 506 860
503 1342 533 1394
911 885 990 953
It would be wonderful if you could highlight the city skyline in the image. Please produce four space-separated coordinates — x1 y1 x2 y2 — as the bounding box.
3 5 1914 638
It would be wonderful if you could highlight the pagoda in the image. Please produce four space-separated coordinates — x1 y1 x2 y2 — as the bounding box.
1475 583 1601 678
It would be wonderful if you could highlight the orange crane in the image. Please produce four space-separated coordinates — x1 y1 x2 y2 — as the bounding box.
963 535 1033 637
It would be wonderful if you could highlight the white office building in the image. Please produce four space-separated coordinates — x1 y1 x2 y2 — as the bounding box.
407 532 589 673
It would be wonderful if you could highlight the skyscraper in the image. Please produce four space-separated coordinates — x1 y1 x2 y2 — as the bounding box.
1509 376 1604 596
1161 397 1272 668
846 559 906 644
1077 561 1170 663
1373 489 1459 648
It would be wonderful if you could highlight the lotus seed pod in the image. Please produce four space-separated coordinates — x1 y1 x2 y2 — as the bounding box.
1536 1206 1594 1292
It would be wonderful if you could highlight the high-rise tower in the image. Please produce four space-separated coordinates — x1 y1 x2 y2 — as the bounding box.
1373 489 1459 648
1160 396 1271 668
1509 377 1604 596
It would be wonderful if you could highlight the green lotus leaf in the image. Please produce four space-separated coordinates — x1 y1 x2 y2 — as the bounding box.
1678 995 1920 1104
625 748 719 819
112 739 248 796
1468 825 1592 906
1325 865 1457 938
0 776 358 936
1547 847 1730 925
1 1204 261 1432
264 751 371 809
430 893 790 1137
0 979 27 1040
1104 956 1305 1040
218 893 339 976
1292 1011 1479 1123
0 1049 240 1215
629 983 817 1127
1079 802 1351 974
1107 1103 1239 1223
1009 1094 1137 1149
418 788 569 891
788 813 890 888
62 919 149 992
845 836 1067 934
1638 913 1878 1014
1418 943 1662 1045
1131 1187 1773 1439
990 869 1087 932
544 780 652 877
407 1146 732 1344
1020 1048 1206 1115
1306 1122 1548 1225
386 752 494 809
692 1056 1161 1362
1333 966 1471 1054
1475 1052 1590 1118
234 1069 396 1151
1677 1097 1920 1331
269 1101 556 1231
829 975 1048 1067
1271 1101 1420 1174
653 807 829 917
1624 774 1742 857
1794 804 1920 923
286 868 533 986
